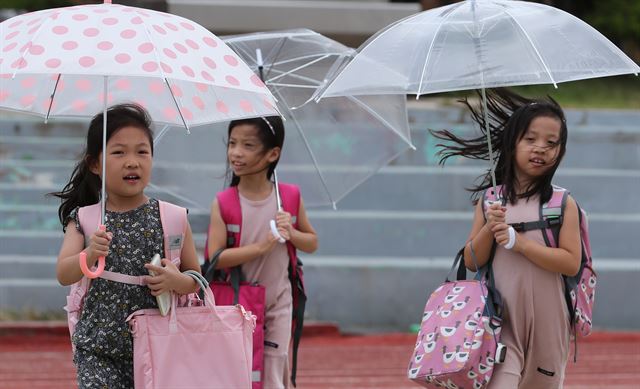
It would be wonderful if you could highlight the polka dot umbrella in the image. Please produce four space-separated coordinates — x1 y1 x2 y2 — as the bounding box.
0 0 279 277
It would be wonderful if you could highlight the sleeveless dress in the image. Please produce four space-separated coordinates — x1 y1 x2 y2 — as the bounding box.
66 199 162 389
239 188 292 389
487 195 570 389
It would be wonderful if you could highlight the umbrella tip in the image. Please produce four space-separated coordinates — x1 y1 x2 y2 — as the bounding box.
332 201 337 211
410 144 417 151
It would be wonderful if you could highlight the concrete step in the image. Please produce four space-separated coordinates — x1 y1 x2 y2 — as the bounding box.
3 122 640 172
1 165 638 213
1 254 638 331
2 206 639 258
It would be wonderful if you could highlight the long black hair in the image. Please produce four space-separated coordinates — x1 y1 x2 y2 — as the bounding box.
50 103 154 226
226 116 285 187
431 88 568 205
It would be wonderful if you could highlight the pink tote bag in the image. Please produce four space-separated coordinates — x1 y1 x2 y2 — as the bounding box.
127 270 256 389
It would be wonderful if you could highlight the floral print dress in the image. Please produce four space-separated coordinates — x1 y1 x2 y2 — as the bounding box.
66 199 163 389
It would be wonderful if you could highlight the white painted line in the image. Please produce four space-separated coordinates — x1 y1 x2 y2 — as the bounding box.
0 279 61 287
1 255 637 272
3 159 640 178
298 256 640 271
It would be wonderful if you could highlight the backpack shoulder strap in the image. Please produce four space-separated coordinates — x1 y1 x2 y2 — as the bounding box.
158 200 188 266
539 185 568 248
278 183 300 228
77 203 101 246
277 183 306 386
216 187 242 248
507 186 567 247
203 187 242 267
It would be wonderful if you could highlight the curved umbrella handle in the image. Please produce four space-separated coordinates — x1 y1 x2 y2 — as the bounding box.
269 219 286 244
79 225 106 278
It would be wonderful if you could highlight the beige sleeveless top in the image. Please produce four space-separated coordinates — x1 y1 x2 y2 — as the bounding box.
490 194 570 384
239 187 291 308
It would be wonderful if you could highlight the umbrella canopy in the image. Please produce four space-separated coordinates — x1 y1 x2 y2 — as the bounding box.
152 29 414 210
318 0 640 193
320 0 640 98
0 1 279 127
0 1 280 277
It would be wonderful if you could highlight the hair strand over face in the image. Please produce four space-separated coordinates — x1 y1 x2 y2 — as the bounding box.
430 88 568 205
225 116 285 187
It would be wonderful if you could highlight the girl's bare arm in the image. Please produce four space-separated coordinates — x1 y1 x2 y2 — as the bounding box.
502 196 581 276
56 221 110 286
463 201 502 271
287 198 318 254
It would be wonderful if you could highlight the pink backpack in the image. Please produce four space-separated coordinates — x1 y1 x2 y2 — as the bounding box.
202 183 307 387
408 247 505 388
484 185 596 354
64 200 187 342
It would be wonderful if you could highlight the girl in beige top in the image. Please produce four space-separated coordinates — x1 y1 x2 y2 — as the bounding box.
207 116 318 389
432 89 582 389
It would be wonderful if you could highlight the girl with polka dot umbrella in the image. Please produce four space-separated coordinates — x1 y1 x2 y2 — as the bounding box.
0 0 280 270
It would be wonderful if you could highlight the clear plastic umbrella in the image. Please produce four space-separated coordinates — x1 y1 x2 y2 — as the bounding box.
319 0 640 192
152 29 415 210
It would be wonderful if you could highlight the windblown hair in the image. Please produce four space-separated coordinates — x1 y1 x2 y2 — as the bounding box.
431 88 568 205
225 116 285 187
50 103 154 227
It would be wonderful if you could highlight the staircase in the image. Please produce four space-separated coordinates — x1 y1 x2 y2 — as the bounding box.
1 105 639 331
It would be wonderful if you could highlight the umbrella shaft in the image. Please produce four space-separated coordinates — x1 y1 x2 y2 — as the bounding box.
481 88 498 197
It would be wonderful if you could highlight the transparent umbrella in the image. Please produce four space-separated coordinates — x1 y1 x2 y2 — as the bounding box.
319 0 640 192
152 29 415 211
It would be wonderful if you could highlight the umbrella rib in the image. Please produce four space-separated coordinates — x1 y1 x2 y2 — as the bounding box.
138 20 190 132
501 8 557 87
274 88 336 208
44 74 61 124
267 83 318 89
264 38 288 82
417 2 463 98
266 68 322 86
267 54 333 83
269 53 341 69
164 78 190 133
10 11 55 78
346 95 414 148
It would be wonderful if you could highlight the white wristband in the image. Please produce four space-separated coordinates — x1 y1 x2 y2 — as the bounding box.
504 226 516 250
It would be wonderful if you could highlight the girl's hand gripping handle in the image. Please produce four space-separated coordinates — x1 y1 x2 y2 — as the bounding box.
269 219 286 243
79 225 106 278
485 200 516 250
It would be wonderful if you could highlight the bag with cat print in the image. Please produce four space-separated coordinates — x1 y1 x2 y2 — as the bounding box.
408 245 505 389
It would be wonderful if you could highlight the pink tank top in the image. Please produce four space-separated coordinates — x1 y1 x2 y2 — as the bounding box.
239 188 291 307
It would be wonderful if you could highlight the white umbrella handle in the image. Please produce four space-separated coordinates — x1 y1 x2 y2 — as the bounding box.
269 169 285 243
485 199 515 250
270 219 286 243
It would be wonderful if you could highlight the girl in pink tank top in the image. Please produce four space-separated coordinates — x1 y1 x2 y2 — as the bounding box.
206 116 318 389
432 89 582 388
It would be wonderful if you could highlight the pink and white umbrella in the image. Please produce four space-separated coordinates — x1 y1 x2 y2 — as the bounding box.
0 1 278 126
0 0 279 277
